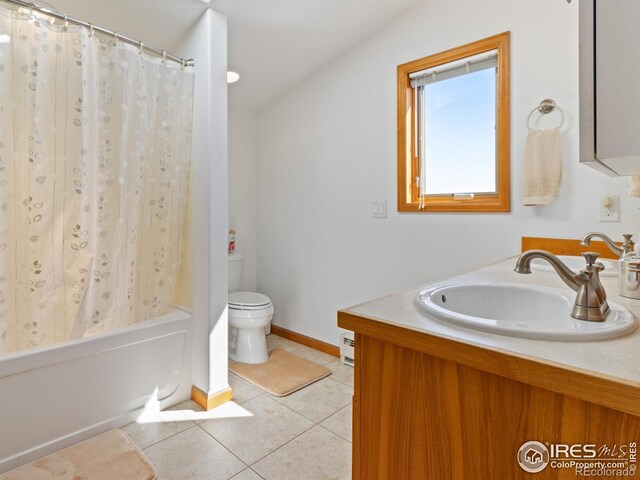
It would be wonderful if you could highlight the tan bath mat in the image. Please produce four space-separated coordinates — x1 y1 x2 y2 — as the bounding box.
230 348 331 396
1 429 157 480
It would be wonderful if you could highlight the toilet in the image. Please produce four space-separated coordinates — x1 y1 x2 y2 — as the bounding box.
228 253 274 364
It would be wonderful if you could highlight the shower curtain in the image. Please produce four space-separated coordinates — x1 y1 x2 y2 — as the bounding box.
0 8 194 353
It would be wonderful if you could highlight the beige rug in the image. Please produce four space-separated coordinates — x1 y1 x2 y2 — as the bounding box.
230 348 331 396
1 430 157 480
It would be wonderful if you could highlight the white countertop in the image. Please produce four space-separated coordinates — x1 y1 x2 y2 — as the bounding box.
344 256 640 386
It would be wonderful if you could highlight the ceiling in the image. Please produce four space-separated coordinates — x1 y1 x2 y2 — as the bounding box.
27 0 420 109
212 0 420 109
43 0 207 54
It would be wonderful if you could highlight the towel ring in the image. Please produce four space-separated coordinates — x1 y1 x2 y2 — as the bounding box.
527 99 565 130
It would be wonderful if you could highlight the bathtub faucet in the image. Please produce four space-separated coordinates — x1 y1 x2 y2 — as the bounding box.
514 250 609 322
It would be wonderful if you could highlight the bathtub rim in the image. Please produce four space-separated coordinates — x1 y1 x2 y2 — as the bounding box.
0 305 192 378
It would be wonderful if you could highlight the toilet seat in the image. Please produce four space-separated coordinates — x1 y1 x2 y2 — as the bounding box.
229 292 272 310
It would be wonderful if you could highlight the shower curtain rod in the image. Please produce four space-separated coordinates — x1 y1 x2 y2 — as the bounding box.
0 0 194 67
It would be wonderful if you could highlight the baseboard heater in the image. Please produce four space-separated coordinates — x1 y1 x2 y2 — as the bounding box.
340 332 355 367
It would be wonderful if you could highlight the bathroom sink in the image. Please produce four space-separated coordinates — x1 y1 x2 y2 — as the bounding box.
414 283 637 341
530 255 618 277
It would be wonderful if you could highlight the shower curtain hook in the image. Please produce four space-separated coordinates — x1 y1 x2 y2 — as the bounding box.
138 41 144 55
161 50 166 64
113 32 118 46
181 58 186 70
88 23 94 37
28 3 33 18
63 14 69 31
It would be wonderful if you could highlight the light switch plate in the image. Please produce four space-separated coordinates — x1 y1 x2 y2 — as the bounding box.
599 194 620 222
372 201 387 219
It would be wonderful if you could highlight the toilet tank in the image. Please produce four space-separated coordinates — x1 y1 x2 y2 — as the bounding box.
228 253 244 292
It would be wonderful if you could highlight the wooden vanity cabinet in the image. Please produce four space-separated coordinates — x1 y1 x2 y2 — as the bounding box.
338 312 640 480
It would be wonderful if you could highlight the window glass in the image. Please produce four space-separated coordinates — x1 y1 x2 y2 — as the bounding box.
421 68 496 195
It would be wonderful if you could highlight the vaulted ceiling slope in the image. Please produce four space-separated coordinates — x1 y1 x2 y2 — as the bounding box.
214 0 420 109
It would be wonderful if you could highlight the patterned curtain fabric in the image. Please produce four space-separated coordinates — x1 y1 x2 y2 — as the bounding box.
0 8 194 353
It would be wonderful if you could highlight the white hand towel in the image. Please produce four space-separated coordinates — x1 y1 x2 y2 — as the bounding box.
522 128 562 206
630 176 640 198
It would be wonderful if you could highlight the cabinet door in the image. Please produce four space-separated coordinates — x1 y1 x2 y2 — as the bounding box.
580 0 640 175
596 0 640 162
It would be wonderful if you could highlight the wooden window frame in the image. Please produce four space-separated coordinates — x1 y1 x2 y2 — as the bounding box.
397 32 510 213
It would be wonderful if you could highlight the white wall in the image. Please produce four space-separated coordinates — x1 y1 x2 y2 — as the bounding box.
256 0 640 346
174 9 229 396
229 106 259 291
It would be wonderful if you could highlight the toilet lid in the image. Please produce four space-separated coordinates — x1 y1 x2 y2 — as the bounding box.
229 291 271 309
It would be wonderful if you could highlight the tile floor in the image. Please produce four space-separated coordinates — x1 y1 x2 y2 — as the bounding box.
122 334 354 480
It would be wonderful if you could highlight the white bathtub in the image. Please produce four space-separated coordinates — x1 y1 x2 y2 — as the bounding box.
0 307 193 473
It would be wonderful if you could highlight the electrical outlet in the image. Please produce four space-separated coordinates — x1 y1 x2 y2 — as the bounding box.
599 194 620 222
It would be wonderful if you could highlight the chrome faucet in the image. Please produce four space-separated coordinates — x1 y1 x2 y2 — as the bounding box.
580 232 633 258
514 250 610 322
